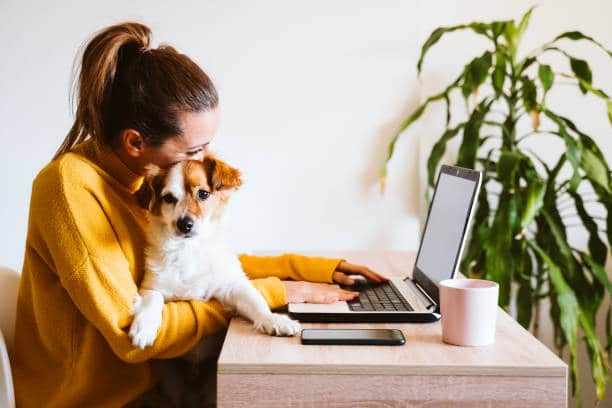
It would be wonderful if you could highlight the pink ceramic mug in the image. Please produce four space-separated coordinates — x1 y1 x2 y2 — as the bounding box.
439 278 499 346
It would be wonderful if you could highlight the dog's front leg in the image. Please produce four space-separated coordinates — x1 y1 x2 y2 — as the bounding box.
129 289 165 349
219 281 301 336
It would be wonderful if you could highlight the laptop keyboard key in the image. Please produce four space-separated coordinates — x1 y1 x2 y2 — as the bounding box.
345 281 414 312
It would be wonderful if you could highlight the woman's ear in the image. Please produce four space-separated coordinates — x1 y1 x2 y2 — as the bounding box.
203 154 242 191
135 165 162 210
121 129 146 158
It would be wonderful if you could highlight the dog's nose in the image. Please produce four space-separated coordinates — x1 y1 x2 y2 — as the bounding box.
177 217 194 234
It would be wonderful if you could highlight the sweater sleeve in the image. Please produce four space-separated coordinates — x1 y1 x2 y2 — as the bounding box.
30 160 231 363
249 277 287 310
239 253 345 283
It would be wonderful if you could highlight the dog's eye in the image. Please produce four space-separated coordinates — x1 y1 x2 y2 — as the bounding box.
197 190 210 201
162 193 177 204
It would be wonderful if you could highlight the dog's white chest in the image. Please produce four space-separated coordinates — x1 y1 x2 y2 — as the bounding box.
143 238 240 301
157 260 215 300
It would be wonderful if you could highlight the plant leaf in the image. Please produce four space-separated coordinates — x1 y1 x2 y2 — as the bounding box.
460 186 490 278
517 6 536 41
582 147 611 195
491 21 507 39
443 93 451 128
543 110 583 192
606 306 611 356
541 210 601 351
527 239 581 398
461 51 493 99
542 210 589 289
380 76 461 183
457 99 493 168
485 189 519 307
516 272 533 327
538 64 554 93
578 311 609 401
548 111 612 194
492 52 506 96
427 124 464 187
560 74 612 126
521 76 537 112
518 56 536 74
503 21 518 59
570 192 608 265
565 76 611 99
516 243 533 329
543 47 609 105
578 251 612 295
497 151 522 187
570 58 593 94
417 23 493 74
519 179 545 232
553 30 612 58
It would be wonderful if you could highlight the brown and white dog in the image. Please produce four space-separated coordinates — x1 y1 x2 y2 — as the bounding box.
128 153 300 349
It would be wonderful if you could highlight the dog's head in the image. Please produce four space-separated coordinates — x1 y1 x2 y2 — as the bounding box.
135 153 242 238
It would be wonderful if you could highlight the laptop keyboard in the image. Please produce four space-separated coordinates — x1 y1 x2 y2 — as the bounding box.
343 281 413 312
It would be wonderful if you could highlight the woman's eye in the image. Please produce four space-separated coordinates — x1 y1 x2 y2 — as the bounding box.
162 193 177 204
197 190 210 201
186 148 203 157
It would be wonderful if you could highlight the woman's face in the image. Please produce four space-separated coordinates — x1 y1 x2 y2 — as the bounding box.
127 107 221 172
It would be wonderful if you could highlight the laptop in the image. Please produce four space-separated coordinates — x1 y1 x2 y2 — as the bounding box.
288 164 482 323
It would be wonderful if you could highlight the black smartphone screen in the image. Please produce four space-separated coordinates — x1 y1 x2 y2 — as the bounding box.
300 329 406 345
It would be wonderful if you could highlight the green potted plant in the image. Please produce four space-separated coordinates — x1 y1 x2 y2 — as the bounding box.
379 7 611 404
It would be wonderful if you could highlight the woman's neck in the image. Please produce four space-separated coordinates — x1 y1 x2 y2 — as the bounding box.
111 144 145 176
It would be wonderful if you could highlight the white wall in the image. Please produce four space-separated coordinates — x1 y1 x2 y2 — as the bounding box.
1 0 611 405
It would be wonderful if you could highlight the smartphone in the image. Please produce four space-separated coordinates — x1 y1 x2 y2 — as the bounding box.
300 328 406 345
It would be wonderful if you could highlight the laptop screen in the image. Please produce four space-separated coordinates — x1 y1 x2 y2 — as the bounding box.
412 165 481 304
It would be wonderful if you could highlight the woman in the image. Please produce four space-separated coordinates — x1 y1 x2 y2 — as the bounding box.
11 22 385 407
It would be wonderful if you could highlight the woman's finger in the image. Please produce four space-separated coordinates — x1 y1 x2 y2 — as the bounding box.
338 291 359 301
359 268 388 282
337 262 388 282
323 291 358 304
332 271 355 286
293 281 361 304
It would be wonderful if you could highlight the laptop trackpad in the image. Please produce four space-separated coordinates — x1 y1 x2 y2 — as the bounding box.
289 301 351 313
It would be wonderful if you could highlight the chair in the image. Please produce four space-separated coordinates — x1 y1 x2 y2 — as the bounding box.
0 266 19 408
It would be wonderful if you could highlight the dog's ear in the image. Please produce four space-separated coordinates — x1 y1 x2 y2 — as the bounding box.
203 154 242 191
135 165 161 210
135 180 154 210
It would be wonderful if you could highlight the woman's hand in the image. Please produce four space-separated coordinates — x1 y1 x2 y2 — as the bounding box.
282 281 359 304
282 261 388 304
332 261 389 286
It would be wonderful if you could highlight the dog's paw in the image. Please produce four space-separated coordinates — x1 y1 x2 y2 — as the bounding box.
254 313 301 336
130 293 143 315
129 309 162 349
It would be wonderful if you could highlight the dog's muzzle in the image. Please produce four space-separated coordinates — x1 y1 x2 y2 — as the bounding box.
176 216 195 236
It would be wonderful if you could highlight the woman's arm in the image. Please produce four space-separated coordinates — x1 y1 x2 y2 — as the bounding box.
239 253 344 283
31 161 231 363
240 255 389 305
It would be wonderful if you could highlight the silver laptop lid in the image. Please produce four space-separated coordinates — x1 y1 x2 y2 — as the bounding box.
412 165 481 305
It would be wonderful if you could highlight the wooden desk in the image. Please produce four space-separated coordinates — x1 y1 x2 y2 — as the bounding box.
217 251 567 407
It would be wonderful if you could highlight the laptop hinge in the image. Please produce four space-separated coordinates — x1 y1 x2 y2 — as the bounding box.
404 277 436 309
415 280 436 309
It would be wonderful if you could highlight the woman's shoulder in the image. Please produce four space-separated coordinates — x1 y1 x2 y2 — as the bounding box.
33 146 99 194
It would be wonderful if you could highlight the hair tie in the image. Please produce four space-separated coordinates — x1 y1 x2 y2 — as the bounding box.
139 45 150 54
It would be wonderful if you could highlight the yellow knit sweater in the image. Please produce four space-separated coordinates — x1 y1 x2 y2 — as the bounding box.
11 139 342 407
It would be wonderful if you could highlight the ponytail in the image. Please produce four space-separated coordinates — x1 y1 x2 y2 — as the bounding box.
54 22 218 160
